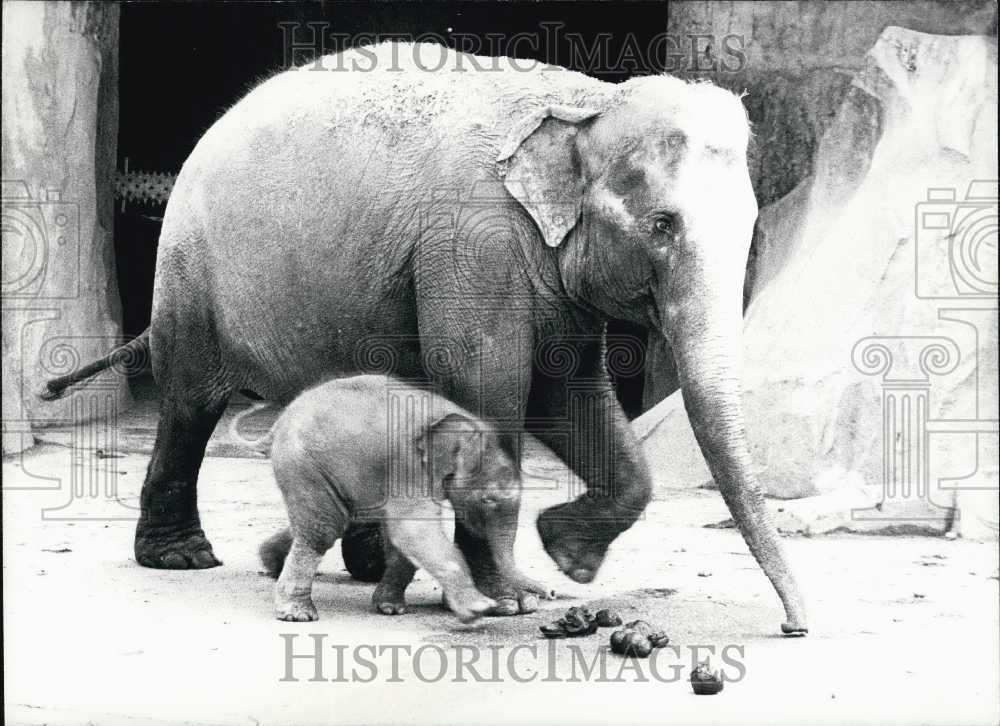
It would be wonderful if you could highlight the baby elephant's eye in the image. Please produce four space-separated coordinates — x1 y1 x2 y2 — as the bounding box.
653 215 675 235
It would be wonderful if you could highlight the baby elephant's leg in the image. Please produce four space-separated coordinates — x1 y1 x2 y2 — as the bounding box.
272 464 347 622
275 538 327 621
372 539 416 615
386 517 496 623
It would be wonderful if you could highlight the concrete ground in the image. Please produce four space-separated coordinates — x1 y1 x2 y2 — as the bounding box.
3 441 999 726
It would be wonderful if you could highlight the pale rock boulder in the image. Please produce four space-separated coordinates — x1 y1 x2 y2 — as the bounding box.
635 28 998 537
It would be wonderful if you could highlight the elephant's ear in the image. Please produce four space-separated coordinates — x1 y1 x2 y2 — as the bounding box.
497 105 601 248
415 413 479 503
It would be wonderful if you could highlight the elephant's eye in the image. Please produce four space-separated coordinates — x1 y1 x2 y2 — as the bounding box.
653 216 675 235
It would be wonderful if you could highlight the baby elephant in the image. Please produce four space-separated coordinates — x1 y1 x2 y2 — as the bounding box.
258 374 551 622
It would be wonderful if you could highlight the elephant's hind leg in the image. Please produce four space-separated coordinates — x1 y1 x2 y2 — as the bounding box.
372 537 417 615
275 538 326 622
134 389 230 569
342 521 386 582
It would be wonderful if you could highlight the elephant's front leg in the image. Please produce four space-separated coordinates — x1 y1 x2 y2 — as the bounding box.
419 310 539 615
527 341 653 584
454 518 540 615
385 507 496 623
452 391 540 615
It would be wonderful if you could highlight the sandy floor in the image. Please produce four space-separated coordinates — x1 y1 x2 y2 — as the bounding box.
3 443 998 726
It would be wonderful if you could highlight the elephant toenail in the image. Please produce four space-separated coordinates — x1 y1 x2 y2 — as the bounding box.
192 550 221 568
493 599 519 615
161 553 187 568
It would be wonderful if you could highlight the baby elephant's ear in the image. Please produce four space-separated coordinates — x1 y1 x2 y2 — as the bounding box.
415 413 479 496
497 105 602 248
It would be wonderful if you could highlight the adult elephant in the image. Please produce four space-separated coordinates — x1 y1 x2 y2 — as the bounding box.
44 43 807 633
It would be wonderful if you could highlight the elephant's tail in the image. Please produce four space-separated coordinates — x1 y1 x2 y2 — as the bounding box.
259 528 293 577
227 401 276 454
38 329 151 401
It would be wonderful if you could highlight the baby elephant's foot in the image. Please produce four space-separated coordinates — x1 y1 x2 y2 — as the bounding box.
445 589 497 624
275 598 319 622
463 546 545 616
372 584 408 616
469 574 546 616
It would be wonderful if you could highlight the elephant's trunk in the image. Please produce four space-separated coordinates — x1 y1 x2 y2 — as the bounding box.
661 248 808 634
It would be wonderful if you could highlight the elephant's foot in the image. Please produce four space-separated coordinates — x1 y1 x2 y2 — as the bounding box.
488 584 539 615
444 588 497 623
440 571 537 615
372 584 408 616
781 621 809 636
275 597 319 622
455 526 538 616
341 521 386 582
465 565 541 616
536 502 610 584
503 571 556 601
134 520 221 569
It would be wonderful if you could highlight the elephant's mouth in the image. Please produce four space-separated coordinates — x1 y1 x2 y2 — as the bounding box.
602 289 656 328
643 296 663 333
618 289 662 334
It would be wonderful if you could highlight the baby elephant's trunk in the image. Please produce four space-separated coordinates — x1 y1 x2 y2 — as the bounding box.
259 528 294 577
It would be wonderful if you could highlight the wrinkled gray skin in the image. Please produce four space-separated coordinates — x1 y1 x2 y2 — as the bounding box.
45 43 806 632
257 375 551 623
